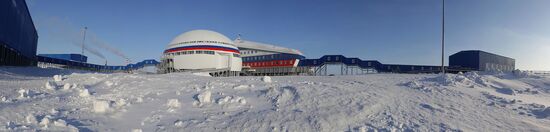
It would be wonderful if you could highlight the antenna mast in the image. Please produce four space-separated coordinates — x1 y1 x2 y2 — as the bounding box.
441 0 446 74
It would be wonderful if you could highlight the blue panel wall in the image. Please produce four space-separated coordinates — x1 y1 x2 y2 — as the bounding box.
298 55 445 73
0 0 38 58
38 54 88 62
449 50 480 70
449 50 515 71
38 55 159 71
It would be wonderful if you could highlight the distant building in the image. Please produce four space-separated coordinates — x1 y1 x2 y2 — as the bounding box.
234 39 306 76
160 30 242 75
0 0 38 66
449 50 515 72
38 54 88 63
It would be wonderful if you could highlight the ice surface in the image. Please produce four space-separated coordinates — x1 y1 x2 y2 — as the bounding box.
1 67 550 131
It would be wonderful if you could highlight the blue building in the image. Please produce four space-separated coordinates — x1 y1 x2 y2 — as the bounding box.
298 55 442 75
0 0 38 66
38 54 88 63
449 50 515 72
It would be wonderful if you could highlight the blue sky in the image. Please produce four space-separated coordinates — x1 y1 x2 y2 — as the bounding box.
26 0 550 70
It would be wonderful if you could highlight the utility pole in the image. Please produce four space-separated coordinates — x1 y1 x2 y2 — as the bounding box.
441 0 446 74
81 27 88 62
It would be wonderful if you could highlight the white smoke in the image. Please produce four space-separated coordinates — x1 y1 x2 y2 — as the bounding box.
40 17 130 62
41 17 106 59
86 33 130 61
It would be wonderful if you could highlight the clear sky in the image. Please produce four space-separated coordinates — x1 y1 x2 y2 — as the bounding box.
26 0 550 70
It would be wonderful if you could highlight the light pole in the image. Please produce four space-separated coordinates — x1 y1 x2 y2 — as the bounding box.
441 0 446 74
81 27 88 62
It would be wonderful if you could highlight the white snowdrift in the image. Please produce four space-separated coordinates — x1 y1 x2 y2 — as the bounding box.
1 67 550 131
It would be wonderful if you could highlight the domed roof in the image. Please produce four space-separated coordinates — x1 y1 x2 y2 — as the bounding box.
168 30 233 46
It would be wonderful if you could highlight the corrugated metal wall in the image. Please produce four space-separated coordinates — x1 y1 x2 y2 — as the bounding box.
0 0 38 58
449 50 515 72
478 51 515 71
449 51 480 70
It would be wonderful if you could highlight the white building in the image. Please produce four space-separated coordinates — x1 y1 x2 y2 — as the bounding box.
161 30 241 75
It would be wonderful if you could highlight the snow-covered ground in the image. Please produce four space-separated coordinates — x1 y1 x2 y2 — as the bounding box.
1 67 550 132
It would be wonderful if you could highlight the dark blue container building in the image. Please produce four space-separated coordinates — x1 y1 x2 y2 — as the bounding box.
39 54 88 63
0 0 38 66
449 50 515 72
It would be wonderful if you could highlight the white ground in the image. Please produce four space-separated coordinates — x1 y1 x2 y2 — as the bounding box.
1 67 550 132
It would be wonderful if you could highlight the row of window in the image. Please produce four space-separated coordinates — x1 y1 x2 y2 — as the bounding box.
244 60 294 67
242 54 303 62
173 41 232 45
310 60 373 66
165 50 241 58
240 50 258 55
166 50 215 56
386 65 435 71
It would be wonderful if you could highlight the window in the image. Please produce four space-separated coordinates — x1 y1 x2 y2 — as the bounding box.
233 54 240 57
188 51 194 54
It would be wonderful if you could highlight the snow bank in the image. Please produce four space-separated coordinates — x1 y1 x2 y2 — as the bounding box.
3 67 550 131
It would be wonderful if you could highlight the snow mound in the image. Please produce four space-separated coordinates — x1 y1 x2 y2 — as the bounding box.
233 84 252 90
62 83 72 90
432 74 474 86
18 89 36 98
262 86 299 111
513 70 542 78
216 96 246 105
262 76 272 83
404 81 432 92
45 81 57 90
193 91 212 107
79 89 91 97
25 114 37 124
39 116 50 128
53 75 63 82
93 100 112 113
104 81 115 87
167 99 181 112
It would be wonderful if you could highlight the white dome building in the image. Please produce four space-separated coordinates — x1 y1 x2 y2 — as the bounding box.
161 30 242 75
